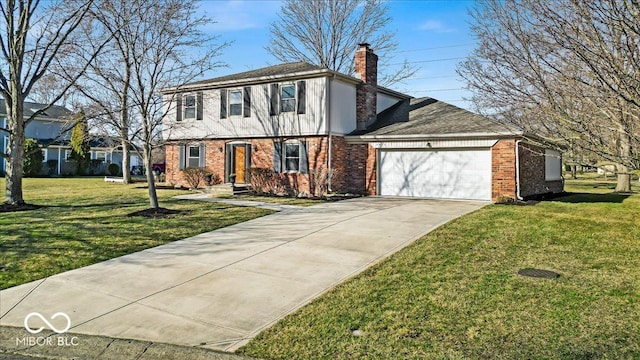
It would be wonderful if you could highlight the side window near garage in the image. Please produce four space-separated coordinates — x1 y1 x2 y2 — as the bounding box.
545 149 562 181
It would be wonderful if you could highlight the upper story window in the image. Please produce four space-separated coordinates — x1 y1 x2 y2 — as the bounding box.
221 87 251 119
280 85 296 113
229 90 242 116
175 92 203 121
269 81 306 116
184 95 196 119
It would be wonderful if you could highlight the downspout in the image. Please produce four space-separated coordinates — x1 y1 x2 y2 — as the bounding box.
515 139 523 200
327 75 335 192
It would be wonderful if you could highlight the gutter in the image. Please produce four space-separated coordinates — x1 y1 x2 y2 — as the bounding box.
327 75 334 192
515 139 523 200
345 131 525 143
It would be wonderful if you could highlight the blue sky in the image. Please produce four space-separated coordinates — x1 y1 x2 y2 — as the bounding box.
199 0 477 110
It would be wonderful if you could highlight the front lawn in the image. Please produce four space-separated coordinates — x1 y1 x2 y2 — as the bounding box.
0 178 273 290
240 179 640 359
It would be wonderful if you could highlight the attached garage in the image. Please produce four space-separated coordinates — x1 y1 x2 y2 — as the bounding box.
378 148 492 201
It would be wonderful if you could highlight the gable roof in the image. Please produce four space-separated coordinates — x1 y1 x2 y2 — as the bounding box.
352 97 523 139
188 62 327 86
0 99 73 121
161 61 410 99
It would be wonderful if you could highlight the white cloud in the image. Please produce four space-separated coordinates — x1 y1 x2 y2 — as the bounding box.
200 0 281 32
417 20 456 33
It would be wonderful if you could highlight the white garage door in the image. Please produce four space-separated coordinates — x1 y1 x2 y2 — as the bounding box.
379 149 492 200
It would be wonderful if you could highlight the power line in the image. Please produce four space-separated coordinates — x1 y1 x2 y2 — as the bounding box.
408 75 460 80
388 57 467 65
410 88 466 92
396 43 475 53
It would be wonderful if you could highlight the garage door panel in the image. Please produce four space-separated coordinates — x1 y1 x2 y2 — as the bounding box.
379 149 491 200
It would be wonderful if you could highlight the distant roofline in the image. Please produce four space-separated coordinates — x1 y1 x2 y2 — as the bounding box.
0 99 72 122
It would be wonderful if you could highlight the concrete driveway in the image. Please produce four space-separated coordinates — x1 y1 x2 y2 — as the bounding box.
0 197 485 352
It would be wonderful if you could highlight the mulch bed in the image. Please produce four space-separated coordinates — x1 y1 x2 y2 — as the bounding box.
127 207 184 218
0 203 41 213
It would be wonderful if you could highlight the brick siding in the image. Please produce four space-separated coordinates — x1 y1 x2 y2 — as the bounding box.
518 142 564 197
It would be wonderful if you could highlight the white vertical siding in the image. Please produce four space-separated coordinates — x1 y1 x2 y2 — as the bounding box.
377 92 402 113
329 78 357 135
164 77 328 140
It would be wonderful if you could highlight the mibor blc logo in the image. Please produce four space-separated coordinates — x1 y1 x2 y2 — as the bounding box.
24 312 71 334
17 312 78 347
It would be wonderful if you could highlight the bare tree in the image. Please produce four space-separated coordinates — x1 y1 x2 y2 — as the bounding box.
267 0 416 86
0 0 109 205
458 0 639 192
126 0 226 209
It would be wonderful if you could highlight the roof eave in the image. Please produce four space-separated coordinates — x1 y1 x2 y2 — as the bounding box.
345 131 525 143
161 68 361 94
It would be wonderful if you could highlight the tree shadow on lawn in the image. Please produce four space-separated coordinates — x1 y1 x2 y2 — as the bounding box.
553 192 630 204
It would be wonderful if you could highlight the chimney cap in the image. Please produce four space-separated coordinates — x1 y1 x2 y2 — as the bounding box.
358 43 371 50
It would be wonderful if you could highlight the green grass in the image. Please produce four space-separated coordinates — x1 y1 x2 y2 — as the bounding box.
0 177 273 290
240 179 640 359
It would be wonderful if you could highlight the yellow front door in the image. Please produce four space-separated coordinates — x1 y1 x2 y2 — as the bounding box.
234 146 245 183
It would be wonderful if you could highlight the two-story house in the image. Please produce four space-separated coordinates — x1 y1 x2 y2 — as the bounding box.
161 44 563 201
1 100 141 176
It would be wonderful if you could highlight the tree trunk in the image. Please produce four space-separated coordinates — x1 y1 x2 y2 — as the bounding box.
4 93 26 205
615 165 631 192
121 140 130 183
615 123 632 192
144 144 159 209
571 165 577 179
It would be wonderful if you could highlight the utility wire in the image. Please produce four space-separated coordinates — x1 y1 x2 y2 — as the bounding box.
396 43 475 53
388 57 467 65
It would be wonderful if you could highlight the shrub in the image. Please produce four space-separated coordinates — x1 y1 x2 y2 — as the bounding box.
205 173 223 186
248 167 288 195
46 160 58 176
107 163 120 176
23 139 43 177
309 166 333 197
89 160 104 175
182 167 207 189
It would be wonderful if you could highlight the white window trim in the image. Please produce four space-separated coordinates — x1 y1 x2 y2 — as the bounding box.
184 94 197 119
187 145 201 168
227 89 243 117
65 149 73 160
283 140 301 173
41 148 48 162
280 83 296 113
545 149 563 181
94 151 107 162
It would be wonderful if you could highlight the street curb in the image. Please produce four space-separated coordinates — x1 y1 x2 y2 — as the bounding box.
0 326 256 360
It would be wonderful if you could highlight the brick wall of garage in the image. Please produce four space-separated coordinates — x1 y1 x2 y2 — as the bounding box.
518 142 564 197
491 139 518 201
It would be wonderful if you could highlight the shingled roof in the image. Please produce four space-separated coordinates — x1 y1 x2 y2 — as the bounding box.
184 62 328 87
0 99 72 121
353 97 522 138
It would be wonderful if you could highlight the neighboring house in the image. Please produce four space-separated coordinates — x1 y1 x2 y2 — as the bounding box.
161 44 563 201
0 100 141 176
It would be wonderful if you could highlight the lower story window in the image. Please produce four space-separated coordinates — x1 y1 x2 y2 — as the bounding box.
285 143 300 172
188 145 201 167
65 150 72 160
94 151 107 162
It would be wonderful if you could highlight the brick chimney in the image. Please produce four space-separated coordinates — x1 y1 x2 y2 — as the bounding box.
354 43 378 131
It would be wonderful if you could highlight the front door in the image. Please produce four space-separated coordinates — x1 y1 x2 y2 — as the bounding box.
234 146 246 183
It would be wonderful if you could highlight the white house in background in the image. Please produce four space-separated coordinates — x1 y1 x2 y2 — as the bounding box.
0 100 141 176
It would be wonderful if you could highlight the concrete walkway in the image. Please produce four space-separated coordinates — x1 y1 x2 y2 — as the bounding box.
0 197 486 353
